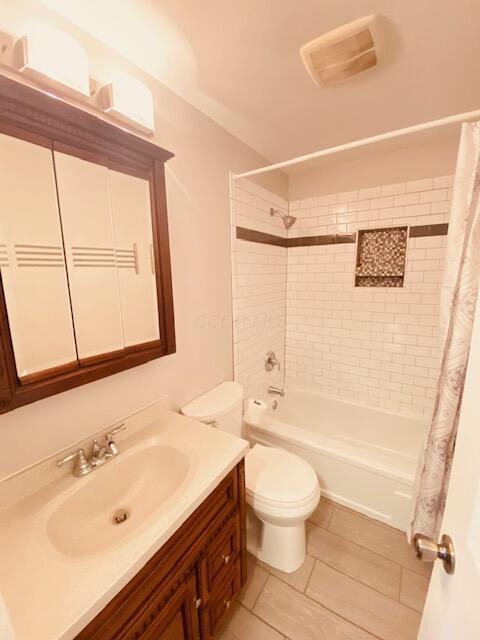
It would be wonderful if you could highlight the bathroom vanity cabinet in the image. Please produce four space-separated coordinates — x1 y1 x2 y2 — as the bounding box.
75 461 246 640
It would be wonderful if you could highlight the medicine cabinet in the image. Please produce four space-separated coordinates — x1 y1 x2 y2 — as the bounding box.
0 75 175 413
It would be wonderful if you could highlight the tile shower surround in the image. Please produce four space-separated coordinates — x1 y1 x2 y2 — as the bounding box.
231 179 288 400
231 175 453 417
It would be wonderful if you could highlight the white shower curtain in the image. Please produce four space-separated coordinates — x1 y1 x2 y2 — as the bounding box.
409 121 480 540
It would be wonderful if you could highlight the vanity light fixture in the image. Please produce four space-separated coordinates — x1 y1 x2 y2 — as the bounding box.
13 23 91 98
98 74 155 136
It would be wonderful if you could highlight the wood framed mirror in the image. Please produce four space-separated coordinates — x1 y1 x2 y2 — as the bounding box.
0 75 175 413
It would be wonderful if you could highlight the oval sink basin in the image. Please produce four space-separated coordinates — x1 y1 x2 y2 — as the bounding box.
46 445 190 557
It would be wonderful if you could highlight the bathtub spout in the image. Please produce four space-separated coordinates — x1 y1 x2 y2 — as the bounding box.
268 386 285 397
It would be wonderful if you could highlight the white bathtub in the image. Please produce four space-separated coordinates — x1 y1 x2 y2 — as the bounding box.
247 389 428 531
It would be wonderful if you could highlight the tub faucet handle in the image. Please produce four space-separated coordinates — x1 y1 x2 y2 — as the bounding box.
265 350 280 372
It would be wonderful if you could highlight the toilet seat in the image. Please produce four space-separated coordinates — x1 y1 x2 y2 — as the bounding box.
245 444 319 509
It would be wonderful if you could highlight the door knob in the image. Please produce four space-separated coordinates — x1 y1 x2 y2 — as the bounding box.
413 533 455 574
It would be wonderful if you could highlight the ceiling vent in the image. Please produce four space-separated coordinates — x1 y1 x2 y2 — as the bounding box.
300 15 381 87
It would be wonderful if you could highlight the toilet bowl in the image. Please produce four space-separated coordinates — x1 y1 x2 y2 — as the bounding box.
181 381 321 574
245 443 320 572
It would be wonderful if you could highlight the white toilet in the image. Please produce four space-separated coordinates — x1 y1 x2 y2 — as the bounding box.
181 381 320 573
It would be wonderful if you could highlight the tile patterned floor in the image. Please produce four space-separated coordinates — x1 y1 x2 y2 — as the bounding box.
219 500 432 640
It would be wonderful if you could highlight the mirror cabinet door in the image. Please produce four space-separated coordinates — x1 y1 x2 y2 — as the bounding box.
109 169 160 347
53 151 125 364
0 133 78 382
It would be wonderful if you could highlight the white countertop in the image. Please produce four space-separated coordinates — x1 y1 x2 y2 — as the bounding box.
0 402 249 640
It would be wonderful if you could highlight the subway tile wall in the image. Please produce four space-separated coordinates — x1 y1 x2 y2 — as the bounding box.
286 176 453 417
231 175 453 418
289 176 453 238
231 178 287 399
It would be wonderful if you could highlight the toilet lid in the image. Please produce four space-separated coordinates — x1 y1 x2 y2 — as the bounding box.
181 381 243 421
245 444 319 506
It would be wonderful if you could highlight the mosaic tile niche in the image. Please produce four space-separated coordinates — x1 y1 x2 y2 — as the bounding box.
355 226 407 287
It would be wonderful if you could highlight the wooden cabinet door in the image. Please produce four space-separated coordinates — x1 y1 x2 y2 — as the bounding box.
199 514 241 601
201 561 242 640
139 573 200 640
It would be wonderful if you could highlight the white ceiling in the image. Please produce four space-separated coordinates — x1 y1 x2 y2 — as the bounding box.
40 0 480 164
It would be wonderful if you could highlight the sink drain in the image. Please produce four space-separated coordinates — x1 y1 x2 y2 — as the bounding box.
113 508 130 524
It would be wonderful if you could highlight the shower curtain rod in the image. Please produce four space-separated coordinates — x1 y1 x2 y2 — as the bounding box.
233 108 480 180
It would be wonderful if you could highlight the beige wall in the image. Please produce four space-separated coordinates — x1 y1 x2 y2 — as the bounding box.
288 137 459 200
0 1 287 479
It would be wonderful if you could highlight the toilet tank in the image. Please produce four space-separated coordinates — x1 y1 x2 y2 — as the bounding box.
181 381 244 437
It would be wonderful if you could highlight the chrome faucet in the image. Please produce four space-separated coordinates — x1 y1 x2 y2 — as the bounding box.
268 386 285 397
56 423 126 477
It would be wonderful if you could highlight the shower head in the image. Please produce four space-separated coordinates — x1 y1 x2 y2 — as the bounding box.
282 215 297 230
269 207 297 230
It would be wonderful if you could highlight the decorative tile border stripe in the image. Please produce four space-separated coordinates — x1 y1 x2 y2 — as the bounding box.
236 222 449 248
235 227 356 248
409 223 449 238
236 226 287 247
288 233 357 247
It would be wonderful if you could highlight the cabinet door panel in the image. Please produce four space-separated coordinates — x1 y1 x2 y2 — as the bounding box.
54 151 124 361
200 514 241 601
0 133 77 379
109 170 160 347
140 573 200 640
201 561 241 640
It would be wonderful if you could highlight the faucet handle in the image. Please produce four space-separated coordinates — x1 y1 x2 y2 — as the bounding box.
265 350 280 372
56 448 86 467
56 448 91 476
105 423 126 456
106 422 126 440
